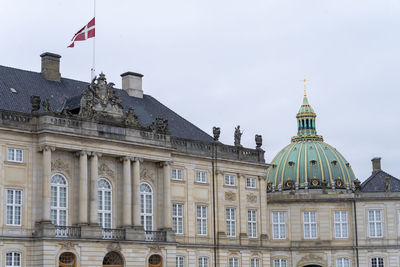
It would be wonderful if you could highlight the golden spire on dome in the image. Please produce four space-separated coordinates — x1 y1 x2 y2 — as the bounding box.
301 78 308 96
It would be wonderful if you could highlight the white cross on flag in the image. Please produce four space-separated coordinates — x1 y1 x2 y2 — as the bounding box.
68 18 95 48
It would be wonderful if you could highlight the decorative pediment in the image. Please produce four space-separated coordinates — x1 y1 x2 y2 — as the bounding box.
247 194 257 203
51 159 70 176
98 163 115 179
107 242 121 252
140 168 155 184
225 191 236 201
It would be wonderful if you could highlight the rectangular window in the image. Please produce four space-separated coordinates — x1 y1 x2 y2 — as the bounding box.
6 189 22 226
226 208 236 237
273 259 287 267
229 258 239 267
225 174 236 186
248 209 257 238
7 148 23 163
336 258 350 267
173 203 184 234
172 168 184 180
198 257 208 267
334 211 348 238
6 252 21 267
371 257 384 267
197 205 207 235
196 170 207 183
251 258 260 267
247 177 256 188
272 211 286 239
303 211 317 239
368 210 383 237
176 256 184 267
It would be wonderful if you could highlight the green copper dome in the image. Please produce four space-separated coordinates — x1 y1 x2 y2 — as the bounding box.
266 93 356 191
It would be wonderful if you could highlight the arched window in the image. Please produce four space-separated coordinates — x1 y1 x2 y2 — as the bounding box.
103 252 123 266
148 255 162 267
59 252 76 267
140 182 153 231
50 174 68 226
302 119 305 129
306 119 309 129
98 178 112 228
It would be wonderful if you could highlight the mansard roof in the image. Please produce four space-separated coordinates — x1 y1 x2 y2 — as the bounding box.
0 65 213 142
361 170 400 192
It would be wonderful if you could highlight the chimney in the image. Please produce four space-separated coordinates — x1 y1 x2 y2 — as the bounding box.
371 157 381 174
40 52 61 82
121 72 144 98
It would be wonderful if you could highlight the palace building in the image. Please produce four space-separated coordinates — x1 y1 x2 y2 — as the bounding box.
0 52 398 267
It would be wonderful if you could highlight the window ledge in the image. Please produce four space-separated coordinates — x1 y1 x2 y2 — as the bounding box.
4 160 26 166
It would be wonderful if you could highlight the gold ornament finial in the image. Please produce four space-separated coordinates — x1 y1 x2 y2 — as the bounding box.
301 78 308 96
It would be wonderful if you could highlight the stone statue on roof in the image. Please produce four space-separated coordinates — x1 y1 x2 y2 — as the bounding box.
234 125 242 147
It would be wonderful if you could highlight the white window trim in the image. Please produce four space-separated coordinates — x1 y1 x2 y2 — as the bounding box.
7 148 23 163
225 174 236 186
226 208 236 237
6 189 22 226
50 174 68 226
140 182 154 231
246 177 257 189
248 209 257 238
173 203 184 234
176 256 185 267
197 205 208 236
251 258 260 267
368 209 383 238
172 168 184 181
272 211 286 239
334 210 349 239
273 258 287 267
5 251 21 267
336 257 350 267
196 170 207 183
98 178 112 229
198 256 209 267
229 257 240 267
303 211 317 239
370 257 385 267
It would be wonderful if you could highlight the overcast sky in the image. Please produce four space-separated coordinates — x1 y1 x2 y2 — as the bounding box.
1 0 399 181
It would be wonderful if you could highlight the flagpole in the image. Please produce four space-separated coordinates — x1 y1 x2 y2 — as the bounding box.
91 0 96 80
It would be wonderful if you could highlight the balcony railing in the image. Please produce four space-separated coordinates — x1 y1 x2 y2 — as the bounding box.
55 226 81 238
102 228 126 240
145 230 167 242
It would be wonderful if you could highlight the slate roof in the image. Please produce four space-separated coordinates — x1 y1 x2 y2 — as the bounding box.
0 65 213 142
361 169 400 192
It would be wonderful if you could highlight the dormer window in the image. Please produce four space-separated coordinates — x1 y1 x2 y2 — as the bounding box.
288 161 295 167
331 160 338 166
310 160 317 166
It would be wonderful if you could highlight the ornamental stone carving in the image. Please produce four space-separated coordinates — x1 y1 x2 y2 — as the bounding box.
42 98 52 113
98 163 114 179
140 168 155 184
234 125 242 147
213 126 220 141
79 73 124 120
51 159 70 176
225 191 236 201
153 117 169 134
59 241 76 250
247 194 257 203
124 108 141 128
107 242 121 252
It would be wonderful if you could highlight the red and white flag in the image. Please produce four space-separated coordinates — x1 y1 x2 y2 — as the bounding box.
68 18 95 48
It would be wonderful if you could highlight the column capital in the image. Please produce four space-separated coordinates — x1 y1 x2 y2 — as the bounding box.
258 175 267 181
39 145 55 152
158 161 172 168
238 173 246 178
216 170 224 175
76 150 89 157
90 152 102 157
120 156 132 162
133 157 144 163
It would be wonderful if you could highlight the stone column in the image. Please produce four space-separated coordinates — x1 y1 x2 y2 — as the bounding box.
259 176 268 241
216 170 225 236
132 157 142 228
78 151 89 225
162 161 172 229
89 152 101 225
121 156 132 227
41 145 55 222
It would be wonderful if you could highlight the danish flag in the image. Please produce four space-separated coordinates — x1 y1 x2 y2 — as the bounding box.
68 18 95 48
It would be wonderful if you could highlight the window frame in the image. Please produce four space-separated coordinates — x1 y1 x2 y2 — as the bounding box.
370 257 384 267
173 203 184 234
197 205 208 236
50 173 68 226
334 210 349 239
368 209 383 238
225 174 236 186
176 256 185 267
251 258 260 267
198 256 209 267
248 209 257 238
140 182 154 231
226 208 236 237
273 258 287 267
246 177 257 189
303 211 317 239
272 211 286 239
7 148 23 163
6 189 22 226
336 257 350 267
229 257 240 267
172 168 184 181
97 178 112 229
196 170 207 183
5 251 21 267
